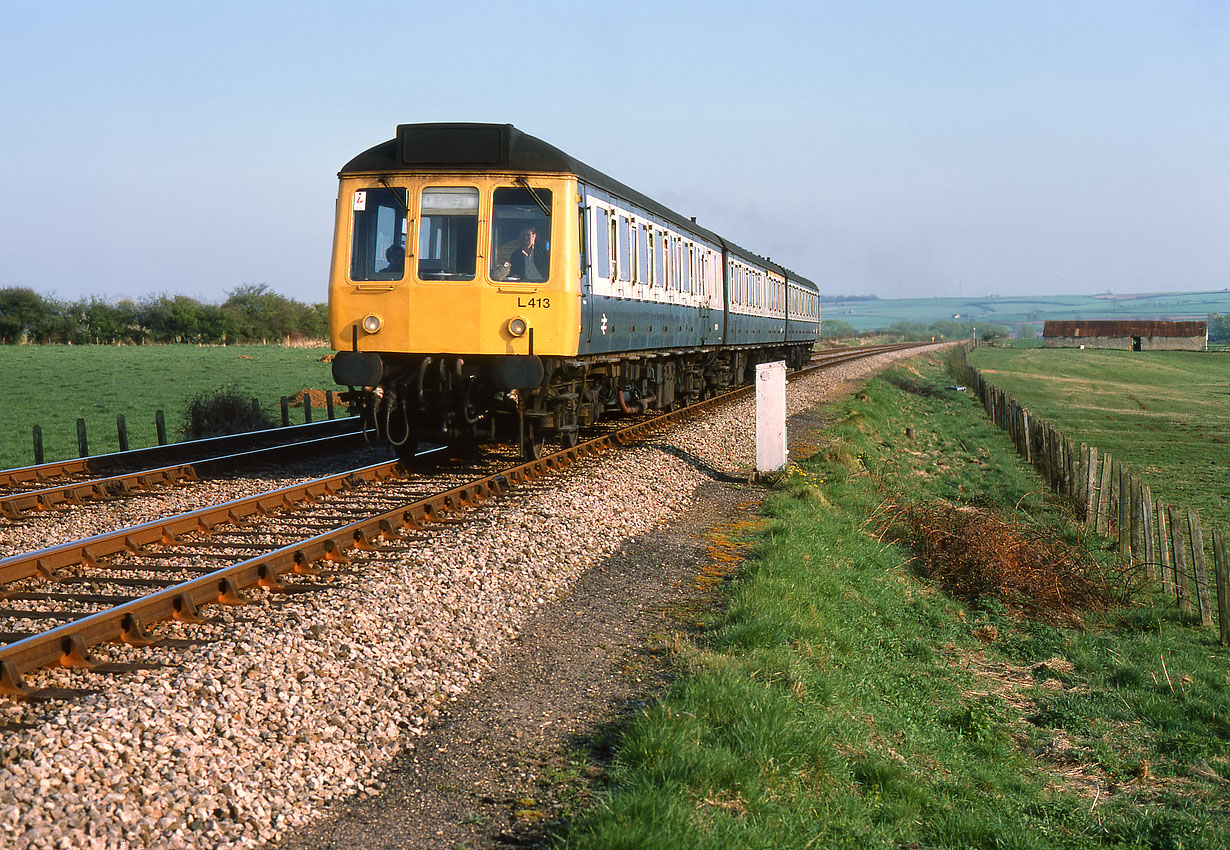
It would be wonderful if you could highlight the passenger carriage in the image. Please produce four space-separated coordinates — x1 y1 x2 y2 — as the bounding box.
328 123 819 460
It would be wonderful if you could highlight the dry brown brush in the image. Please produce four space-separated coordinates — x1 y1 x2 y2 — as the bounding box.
872 497 1126 624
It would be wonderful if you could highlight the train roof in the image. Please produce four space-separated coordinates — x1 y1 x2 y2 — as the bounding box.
341 123 818 293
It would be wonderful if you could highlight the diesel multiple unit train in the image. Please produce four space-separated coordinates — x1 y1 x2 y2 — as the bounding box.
328 123 820 460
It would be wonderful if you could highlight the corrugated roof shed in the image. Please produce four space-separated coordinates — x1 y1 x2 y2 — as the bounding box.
1042 320 1207 338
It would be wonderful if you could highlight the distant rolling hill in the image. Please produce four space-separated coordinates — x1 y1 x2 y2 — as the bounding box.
823 290 1230 333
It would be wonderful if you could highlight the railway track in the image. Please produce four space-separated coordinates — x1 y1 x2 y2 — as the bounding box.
0 342 924 702
0 418 364 520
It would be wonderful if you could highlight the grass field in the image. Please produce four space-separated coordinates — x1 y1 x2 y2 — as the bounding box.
558 353 1229 849
0 345 338 469
825 290 1230 333
967 347 1229 532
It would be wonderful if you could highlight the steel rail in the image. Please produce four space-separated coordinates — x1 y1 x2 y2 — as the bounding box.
0 342 929 698
0 431 370 520
0 417 361 488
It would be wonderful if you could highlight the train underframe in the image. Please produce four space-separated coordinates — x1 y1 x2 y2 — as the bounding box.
342 344 813 462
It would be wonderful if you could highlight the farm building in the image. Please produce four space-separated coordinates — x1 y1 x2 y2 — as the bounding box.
1042 320 1208 351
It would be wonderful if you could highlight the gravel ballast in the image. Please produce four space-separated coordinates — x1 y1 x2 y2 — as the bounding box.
0 348 936 849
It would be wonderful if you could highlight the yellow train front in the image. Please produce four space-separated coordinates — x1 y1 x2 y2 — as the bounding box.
329 123 820 460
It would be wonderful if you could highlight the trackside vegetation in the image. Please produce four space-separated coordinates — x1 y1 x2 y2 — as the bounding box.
0 345 336 468
557 352 1229 849
0 284 325 345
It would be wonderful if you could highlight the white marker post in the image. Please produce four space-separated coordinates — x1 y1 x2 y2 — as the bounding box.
755 361 787 475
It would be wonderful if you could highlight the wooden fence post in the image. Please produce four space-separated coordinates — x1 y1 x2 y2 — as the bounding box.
1118 464 1131 555
1020 408 1031 463
1056 430 1065 495
1169 506 1191 615
280 397 290 427
1060 436 1072 504
1047 427 1057 489
304 395 313 424
1141 484 1156 581
155 410 167 446
76 418 89 458
117 414 129 453
1129 475 1143 569
32 425 44 465
1035 419 1046 478
1214 529 1229 646
1110 459 1122 530
1096 453 1113 535
1048 428 1060 493
1062 437 1072 504
326 392 335 420
1085 446 1099 527
1076 443 1088 519
1188 510 1213 628
1157 501 1173 595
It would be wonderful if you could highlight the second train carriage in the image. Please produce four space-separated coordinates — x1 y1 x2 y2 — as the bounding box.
328 123 820 460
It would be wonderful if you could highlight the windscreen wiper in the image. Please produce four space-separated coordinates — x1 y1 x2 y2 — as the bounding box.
378 177 408 213
516 177 551 218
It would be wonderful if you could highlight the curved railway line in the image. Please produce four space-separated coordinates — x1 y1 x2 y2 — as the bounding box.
0 344 922 703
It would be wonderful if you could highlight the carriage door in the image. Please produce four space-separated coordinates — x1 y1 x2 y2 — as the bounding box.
578 186 594 351
697 249 713 345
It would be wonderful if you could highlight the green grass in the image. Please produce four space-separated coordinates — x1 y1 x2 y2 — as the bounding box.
967 347 1229 531
557 353 1229 849
0 344 338 469
825 290 1230 333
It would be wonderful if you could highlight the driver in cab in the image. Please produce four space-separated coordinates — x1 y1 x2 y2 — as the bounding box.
501 226 548 282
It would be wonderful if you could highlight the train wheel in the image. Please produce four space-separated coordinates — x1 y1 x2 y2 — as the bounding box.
522 425 546 461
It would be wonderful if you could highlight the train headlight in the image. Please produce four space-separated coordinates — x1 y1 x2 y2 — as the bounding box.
506 317 528 338
361 314 383 334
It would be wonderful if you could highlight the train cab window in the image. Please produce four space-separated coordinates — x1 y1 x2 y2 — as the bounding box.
418 187 479 280
491 186 552 282
349 187 407 281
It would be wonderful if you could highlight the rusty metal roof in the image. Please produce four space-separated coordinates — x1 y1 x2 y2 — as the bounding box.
1042 320 1208 338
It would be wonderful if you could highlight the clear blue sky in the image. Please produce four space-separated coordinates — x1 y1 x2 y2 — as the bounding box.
2 0 1226 305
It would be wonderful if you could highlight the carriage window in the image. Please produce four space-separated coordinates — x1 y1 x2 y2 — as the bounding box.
491 186 552 282
630 223 640 283
418 187 478 280
653 230 664 288
637 225 649 284
617 216 631 282
595 207 611 279
349 187 407 281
